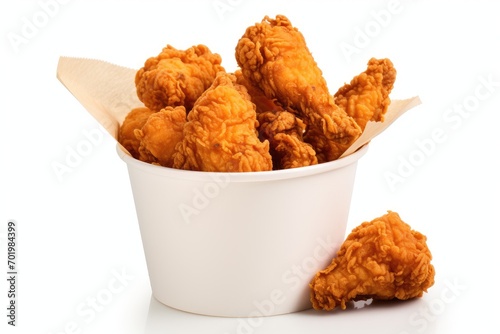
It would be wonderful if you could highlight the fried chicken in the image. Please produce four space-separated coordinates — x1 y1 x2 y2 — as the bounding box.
310 211 435 311
258 110 317 169
135 44 225 112
234 69 284 115
334 58 397 131
172 72 272 172
118 107 155 158
134 106 187 167
235 15 361 158
303 125 356 163
305 58 397 162
235 70 316 169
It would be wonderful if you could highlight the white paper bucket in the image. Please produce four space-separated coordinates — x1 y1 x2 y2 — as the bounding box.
117 144 368 317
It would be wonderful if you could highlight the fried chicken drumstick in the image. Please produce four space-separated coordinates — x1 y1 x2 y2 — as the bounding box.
310 211 435 311
235 15 361 160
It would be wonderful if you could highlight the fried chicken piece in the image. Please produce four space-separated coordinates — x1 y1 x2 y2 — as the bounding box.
307 58 396 162
334 58 397 131
304 126 356 163
118 107 155 158
235 70 314 169
135 44 225 112
234 69 284 114
235 15 361 154
258 110 317 169
134 106 186 167
310 211 435 311
172 72 272 172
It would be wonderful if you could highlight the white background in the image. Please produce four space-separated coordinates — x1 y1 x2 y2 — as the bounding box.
1 0 499 333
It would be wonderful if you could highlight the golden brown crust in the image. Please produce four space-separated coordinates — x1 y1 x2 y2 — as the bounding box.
134 106 186 167
172 72 272 172
121 15 398 170
235 15 362 160
135 44 225 112
258 110 317 169
118 107 155 158
334 58 397 131
310 211 435 311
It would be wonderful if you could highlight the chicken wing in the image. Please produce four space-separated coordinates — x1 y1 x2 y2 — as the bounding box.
235 15 361 157
172 72 272 172
304 58 396 162
134 106 186 167
310 211 435 311
135 44 225 112
334 58 397 131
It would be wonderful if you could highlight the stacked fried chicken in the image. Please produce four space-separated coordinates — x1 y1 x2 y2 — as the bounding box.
117 15 434 312
118 14 396 172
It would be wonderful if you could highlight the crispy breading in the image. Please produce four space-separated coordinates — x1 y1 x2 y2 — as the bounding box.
118 107 155 158
134 106 186 167
258 110 317 169
172 72 272 172
135 44 225 112
306 58 397 162
310 211 435 311
235 15 361 160
334 58 397 131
